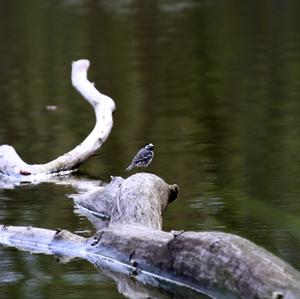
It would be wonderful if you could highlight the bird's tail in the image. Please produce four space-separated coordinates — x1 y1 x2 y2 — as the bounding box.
125 164 134 171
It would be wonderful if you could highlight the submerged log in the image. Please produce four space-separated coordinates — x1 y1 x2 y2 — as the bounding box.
1 224 300 298
89 225 300 299
0 59 115 180
0 173 299 299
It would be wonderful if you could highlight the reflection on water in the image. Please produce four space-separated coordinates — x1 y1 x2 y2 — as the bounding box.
88 254 213 299
1 0 300 298
0 247 125 299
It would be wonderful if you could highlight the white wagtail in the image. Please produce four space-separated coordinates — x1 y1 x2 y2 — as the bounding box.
125 143 154 171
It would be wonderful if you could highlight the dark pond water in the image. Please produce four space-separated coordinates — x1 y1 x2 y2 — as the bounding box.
1 0 300 298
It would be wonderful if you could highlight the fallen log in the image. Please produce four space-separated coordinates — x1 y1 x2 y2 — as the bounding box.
1 224 300 298
90 225 300 299
0 59 115 180
74 173 178 230
0 173 299 299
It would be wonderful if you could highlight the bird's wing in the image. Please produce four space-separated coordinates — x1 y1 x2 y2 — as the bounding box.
132 150 153 164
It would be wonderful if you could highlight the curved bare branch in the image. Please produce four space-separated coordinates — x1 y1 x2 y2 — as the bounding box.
0 59 115 180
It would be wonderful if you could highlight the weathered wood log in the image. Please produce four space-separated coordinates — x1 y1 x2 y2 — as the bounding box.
1 224 300 298
75 173 178 230
0 59 115 180
0 173 299 298
0 225 205 299
90 225 300 299
109 173 178 230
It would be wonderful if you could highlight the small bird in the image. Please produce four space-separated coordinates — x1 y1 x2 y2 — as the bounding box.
125 143 154 171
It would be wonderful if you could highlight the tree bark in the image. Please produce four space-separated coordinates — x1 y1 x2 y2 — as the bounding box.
0 59 115 180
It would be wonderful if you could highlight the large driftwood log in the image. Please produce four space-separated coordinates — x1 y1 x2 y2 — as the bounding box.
74 174 178 230
2 224 299 299
0 173 299 299
89 226 300 299
0 59 115 180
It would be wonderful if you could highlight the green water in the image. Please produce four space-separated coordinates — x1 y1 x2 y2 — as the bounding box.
0 1 300 298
